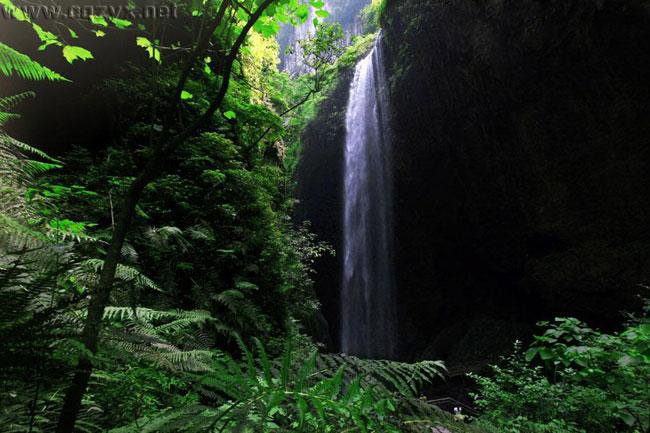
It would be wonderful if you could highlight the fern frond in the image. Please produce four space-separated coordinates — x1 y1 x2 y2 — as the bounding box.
156 349 214 372
0 213 48 245
120 242 139 263
102 306 217 372
154 312 213 334
0 92 35 110
145 226 190 251
103 306 182 322
0 92 32 126
0 42 68 81
213 289 265 330
106 337 447 433
1 131 61 162
81 259 161 291
107 404 218 433
317 354 446 398
23 159 62 176
0 111 19 126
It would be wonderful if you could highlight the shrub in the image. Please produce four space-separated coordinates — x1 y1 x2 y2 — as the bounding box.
470 300 650 433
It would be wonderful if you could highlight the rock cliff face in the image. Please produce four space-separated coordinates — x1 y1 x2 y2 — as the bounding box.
295 68 355 348
297 0 650 370
382 0 650 366
277 0 370 74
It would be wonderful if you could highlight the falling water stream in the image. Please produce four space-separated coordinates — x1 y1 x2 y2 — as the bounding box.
341 35 396 359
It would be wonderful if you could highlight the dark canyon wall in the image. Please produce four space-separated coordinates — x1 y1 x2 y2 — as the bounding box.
298 0 650 371
296 68 355 349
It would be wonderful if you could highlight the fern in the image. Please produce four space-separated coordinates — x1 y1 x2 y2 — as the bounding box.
0 131 60 162
0 92 34 126
0 91 35 110
0 92 62 253
110 337 446 432
316 354 446 398
213 288 266 330
145 226 191 252
101 307 217 373
0 42 68 81
78 258 161 292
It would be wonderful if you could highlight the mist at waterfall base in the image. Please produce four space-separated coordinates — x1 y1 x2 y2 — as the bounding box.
341 36 396 359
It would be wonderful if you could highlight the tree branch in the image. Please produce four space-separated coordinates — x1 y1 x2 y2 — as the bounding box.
250 89 316 148
164 0 231 130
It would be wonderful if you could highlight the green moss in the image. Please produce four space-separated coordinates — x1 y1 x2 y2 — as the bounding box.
335 32 378 73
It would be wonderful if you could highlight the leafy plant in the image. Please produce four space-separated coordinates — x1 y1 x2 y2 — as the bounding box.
471 301 650 433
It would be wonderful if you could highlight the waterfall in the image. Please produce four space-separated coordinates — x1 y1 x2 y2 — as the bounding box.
280 6 321 76
278 0 370 76
341 35 396 359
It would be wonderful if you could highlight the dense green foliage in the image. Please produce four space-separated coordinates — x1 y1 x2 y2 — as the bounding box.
359 0 386 33
106 338 446 432
470 302 650 433
3 0 647 432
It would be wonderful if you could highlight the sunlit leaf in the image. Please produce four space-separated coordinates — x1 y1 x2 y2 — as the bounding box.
62 45 94 64
89 15 108 27
109 17 132 29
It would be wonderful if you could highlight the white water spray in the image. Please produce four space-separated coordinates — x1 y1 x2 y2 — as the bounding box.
341 35 396 359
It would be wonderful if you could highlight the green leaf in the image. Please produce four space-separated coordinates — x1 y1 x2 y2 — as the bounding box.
136 37 161 63
109 17 132 29
297 396 307 427
254 18 280 37
525 348 538 362
94 30 106 38
89 15 108 27
135 204 150 219
136 36 150 47
619 412 636 427
296 4 309 22
235 281 257 291
180 90 193 100
62 45 93 64
223 110 236 120
315 9 329 18
538 348 554 361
